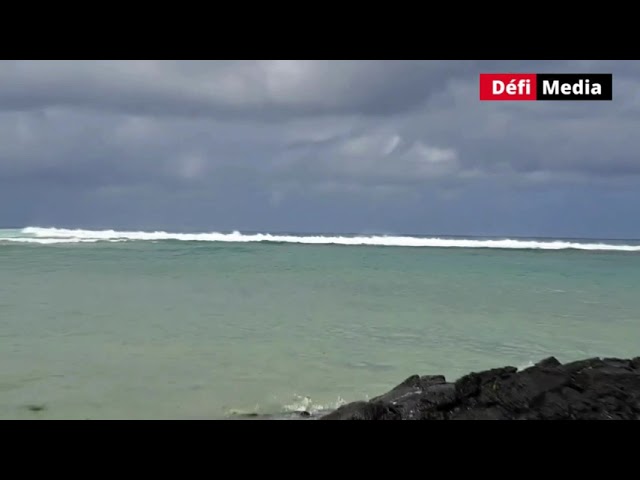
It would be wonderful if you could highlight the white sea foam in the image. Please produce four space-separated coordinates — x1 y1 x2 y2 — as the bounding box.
2 237 102 244
0 226 638 251
517 361 536 371
2 236 125 244
282 394 347 415
224 395 346 419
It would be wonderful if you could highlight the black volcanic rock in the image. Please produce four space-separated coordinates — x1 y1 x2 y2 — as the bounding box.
321 356 640 420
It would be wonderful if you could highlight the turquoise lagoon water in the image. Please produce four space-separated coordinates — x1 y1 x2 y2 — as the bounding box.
1 227 639 419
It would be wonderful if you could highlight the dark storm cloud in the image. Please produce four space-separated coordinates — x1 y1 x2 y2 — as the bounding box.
1 60 640 237
0 60 477 118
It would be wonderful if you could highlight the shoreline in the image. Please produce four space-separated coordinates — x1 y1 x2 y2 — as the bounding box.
316 356 640 420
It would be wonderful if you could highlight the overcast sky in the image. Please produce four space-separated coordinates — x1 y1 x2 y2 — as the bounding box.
1 60 639 238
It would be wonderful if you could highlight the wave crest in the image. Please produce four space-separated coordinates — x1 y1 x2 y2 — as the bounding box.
0 226 637 251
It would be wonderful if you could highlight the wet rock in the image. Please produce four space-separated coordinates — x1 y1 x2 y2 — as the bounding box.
25 404 46 412
450 406 510 420
422 383 457 409
602 358 633 370
562 357 605 373
534 356 562 369
480 363 569 412
455 366 517 399
322 401 401 420
320 355 640 420
235 412 260 418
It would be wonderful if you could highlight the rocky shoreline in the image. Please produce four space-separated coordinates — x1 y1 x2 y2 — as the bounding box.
320 356 640 420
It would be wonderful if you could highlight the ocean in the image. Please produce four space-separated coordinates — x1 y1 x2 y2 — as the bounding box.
1 227 639 419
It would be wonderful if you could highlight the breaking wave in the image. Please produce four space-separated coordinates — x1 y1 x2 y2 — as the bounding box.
225 394 346 419
1 226 639 251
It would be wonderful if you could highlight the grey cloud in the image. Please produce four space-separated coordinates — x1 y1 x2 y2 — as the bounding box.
0 108 286 188
273 126 461 191
1 60 640 237
0 60 477 119
399 67 640 179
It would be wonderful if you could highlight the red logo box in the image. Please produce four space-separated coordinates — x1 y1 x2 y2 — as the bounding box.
479 73 537 101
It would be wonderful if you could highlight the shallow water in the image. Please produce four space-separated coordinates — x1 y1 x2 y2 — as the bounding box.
1 228 639 419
